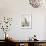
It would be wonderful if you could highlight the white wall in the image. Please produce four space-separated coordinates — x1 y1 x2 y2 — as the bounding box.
0 0 46 40
44 15 46 40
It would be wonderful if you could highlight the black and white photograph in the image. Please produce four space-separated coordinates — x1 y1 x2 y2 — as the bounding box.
21 14 32 29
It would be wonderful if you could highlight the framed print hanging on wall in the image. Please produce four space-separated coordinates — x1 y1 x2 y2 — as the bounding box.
20 14 32 29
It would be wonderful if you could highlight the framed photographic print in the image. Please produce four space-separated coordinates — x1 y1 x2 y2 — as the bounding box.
20 14 32 29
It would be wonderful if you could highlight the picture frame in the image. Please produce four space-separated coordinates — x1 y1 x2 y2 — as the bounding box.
20 14 32 29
